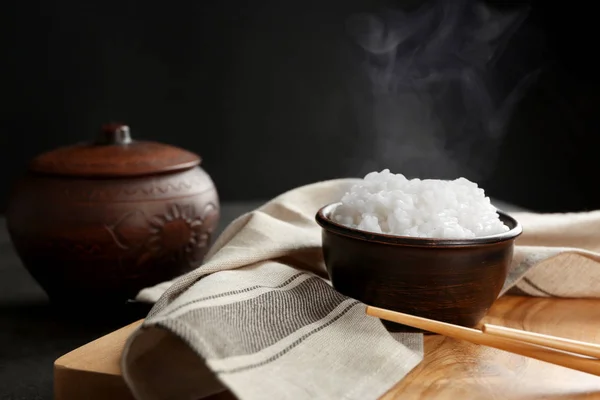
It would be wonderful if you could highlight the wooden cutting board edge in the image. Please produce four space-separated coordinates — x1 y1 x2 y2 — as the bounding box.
54 320 141 400
54 296 600 400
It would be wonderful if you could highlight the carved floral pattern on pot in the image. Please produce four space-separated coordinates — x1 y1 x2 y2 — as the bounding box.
105 202 219 268
148 204 208 254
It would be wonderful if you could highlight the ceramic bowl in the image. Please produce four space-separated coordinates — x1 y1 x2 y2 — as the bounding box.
315 203 522 331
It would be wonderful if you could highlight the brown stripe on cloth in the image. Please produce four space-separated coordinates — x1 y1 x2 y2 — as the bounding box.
162 272 306 318
521 277 558 297
156 276 349 360
213 300 362 374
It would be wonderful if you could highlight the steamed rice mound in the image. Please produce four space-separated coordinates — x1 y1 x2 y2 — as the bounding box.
333 169 509 239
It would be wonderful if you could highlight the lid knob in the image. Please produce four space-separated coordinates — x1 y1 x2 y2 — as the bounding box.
96 123 133 145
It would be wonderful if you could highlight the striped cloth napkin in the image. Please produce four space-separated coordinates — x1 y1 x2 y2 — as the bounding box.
122 179 600 400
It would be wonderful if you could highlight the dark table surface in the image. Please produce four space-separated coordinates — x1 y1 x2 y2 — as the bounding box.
0 201 264 400
0 199 523 400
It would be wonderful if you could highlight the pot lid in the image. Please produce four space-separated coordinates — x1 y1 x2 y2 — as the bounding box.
29 124 201 178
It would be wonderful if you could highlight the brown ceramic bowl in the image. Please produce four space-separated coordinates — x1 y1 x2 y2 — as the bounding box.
316 203 522 332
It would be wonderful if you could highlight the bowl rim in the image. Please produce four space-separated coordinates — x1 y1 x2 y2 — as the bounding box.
316 202 523 247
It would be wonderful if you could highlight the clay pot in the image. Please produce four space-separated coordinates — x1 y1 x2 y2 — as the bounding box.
6 124 220 306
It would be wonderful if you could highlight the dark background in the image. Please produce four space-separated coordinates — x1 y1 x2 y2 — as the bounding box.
1 0 599 213
1 1 599 398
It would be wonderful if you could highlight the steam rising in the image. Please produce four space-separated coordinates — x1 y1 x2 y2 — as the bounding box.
347 0 541 181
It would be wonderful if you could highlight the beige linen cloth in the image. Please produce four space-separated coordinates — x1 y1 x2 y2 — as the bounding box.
122 179 600 400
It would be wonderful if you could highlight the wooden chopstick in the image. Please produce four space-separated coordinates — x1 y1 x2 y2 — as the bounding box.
365 305 600 377
482 323 600 359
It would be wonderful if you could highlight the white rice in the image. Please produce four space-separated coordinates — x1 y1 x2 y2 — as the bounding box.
333 169 509 239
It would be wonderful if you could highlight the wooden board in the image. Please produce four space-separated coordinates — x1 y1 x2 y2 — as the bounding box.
54 296 600 400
